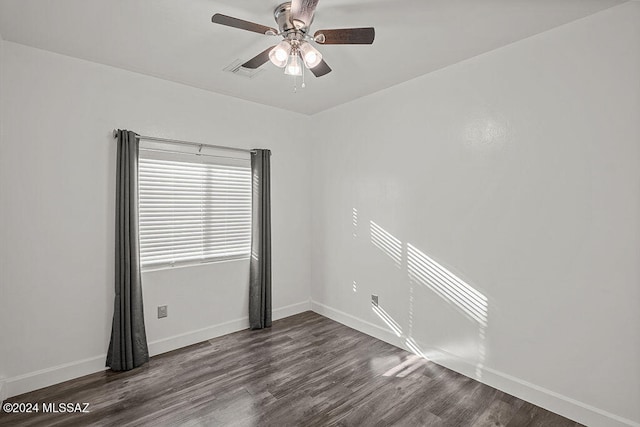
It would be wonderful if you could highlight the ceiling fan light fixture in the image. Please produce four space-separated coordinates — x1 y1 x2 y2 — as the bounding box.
299 42 322 69
284 53 303 76
269 40 291 68
212 1 375 81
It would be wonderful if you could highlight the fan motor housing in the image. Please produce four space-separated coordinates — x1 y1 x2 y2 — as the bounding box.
274 2 309 34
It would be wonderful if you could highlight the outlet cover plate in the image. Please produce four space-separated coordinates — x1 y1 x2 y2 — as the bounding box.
158 305 168 318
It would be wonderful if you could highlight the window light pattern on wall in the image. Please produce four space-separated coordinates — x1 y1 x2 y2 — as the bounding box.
370 221 402 267
407 244 488 327
138 151 251 268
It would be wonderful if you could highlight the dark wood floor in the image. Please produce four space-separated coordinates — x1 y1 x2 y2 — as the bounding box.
0 311 581 426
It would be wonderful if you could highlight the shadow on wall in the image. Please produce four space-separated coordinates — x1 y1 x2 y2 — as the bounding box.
356 209 489 379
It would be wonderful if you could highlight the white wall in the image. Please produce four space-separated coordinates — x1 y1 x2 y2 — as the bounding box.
0 33 6 403
0 41 311 397
311 3 640 427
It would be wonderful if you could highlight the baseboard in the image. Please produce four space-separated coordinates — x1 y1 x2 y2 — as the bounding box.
311 300 403 346
273 300 312 321
3 300 311 401
147 317 250 356
311 300 640 427
3 355 108 400
148 300 311 356
0 379 7 403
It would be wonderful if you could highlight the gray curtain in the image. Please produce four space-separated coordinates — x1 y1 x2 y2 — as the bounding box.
249 149 272 329
106 129 150 371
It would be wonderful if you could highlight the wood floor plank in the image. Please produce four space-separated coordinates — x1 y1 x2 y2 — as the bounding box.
0 311 582 427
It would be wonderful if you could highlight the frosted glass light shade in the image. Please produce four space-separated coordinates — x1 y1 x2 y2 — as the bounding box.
299 42 322 69
284 53 303 76
269 41 291 68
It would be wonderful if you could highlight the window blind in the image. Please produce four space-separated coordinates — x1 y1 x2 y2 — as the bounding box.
138 149 251 269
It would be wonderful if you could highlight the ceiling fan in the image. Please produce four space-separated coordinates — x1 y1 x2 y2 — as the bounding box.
212 0 375 79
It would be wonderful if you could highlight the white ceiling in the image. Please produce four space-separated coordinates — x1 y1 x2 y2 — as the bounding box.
0 0 626 115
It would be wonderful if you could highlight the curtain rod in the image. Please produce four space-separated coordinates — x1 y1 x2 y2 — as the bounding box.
112 130 255 154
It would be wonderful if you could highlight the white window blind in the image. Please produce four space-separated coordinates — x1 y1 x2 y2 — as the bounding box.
138 149 251 269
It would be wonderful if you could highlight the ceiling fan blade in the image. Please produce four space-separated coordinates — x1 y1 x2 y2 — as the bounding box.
310 59 332 77
242 46 276 69
314 27 375 44
212 14 278 35
291 0 320 28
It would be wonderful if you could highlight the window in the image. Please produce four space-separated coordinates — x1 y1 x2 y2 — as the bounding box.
138 147 251 269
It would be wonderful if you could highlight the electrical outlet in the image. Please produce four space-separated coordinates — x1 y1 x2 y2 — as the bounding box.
158 305 168 319
371 294 379 307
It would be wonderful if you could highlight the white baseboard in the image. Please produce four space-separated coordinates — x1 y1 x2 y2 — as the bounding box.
311 300 403 345
147 300 311 356
0 379 7 403
311 300 640 427
3 300 311 400
3 355 108 400
147 317 250 356
273 300 312 320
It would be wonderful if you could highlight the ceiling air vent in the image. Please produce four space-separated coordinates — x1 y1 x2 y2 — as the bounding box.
223 59 264 79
